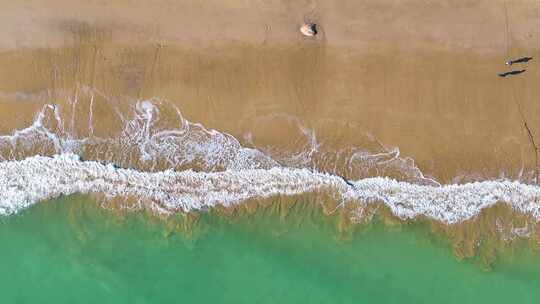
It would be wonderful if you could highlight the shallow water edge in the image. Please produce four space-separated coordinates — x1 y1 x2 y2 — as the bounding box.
2 194 540 304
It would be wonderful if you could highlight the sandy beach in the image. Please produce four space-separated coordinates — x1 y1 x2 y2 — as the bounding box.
1 0 540 183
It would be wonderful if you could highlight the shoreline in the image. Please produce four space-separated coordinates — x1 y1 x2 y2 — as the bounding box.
0 43 539 182
2 152 540 224
4 1 540 301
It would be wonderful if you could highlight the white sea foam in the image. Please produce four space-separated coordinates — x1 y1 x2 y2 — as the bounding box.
0 89 436 184
0 91 279 171
1 90 538 225
241 113 438 184
1 153 540 224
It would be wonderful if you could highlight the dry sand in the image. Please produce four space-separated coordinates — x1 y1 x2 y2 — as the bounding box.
1 0 540 182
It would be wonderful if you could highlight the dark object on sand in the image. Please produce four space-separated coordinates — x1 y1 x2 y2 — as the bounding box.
505 57 533 66
339 175 356 188
300 23 317 37
498 69 526 77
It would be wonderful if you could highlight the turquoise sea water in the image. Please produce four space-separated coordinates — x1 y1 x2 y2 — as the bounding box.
1 196 540 303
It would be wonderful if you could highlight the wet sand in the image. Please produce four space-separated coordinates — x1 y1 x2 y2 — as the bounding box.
1 0 540 182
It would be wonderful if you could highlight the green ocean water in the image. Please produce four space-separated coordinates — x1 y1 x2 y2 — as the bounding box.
1 196 540 303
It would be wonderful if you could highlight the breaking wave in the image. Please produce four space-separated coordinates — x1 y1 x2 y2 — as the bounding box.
2 153 540 225
1 87 540 225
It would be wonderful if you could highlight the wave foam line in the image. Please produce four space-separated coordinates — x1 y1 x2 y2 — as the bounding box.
1 154 540 224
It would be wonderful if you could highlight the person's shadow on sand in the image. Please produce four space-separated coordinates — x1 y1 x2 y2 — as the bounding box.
498 69 526 77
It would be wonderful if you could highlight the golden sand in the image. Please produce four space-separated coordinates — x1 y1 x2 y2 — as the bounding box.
2 1 540 181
